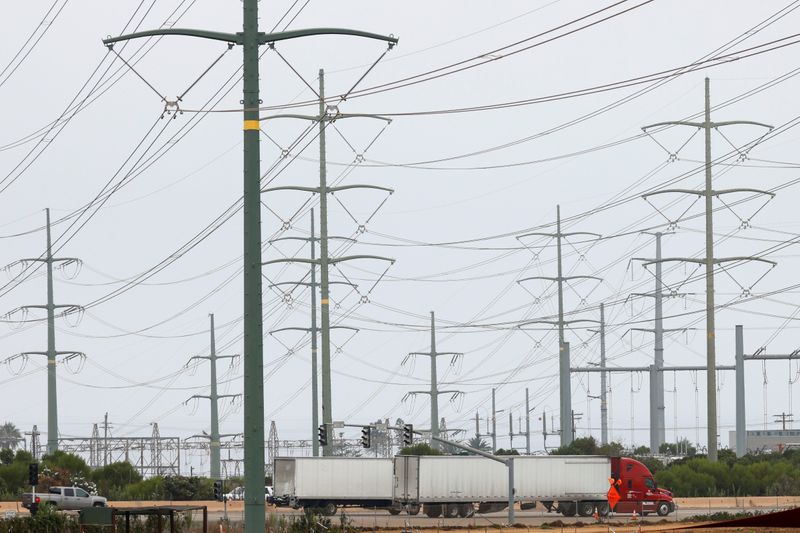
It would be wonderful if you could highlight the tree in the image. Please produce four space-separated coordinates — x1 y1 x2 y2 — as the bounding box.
633 445 650 455
91 462 143 497
495 448 519 455
0 449 13 465
465 437 491 453
399 443 442 456
0 423 22 450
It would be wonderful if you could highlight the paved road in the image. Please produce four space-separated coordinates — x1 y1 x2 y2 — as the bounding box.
205 505 765 527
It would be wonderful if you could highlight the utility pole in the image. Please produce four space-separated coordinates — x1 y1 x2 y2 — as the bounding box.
599 303 608 446
103 12 396 530
309 210 319 458
641 79 774 461
266 211 362 455
2 209 84 454
525 388 531 454
630 232 692 452
187 314 240 479
517 206 601 446
25 426 40 459
735 325 800 455
773 412 794 431
492 388 497 453
103 413 111 467
404 312 463 449
263 71 394 455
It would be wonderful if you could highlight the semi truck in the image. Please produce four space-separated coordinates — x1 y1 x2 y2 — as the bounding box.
394 454 675 518
274 457 400 516
273 454 674 518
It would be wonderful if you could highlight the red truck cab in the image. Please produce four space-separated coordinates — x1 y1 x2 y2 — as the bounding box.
611 457 674 516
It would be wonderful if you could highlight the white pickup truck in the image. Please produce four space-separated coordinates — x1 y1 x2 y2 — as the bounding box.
21 486 107 514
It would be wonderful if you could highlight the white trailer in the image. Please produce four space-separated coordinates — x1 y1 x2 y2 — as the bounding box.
274 457 402 515
394 455 610 518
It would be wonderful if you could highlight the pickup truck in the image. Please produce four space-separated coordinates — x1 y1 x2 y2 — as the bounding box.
22 486 107 514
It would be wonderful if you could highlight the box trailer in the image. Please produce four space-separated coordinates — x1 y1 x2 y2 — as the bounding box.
273 457 398 515
394 455 674 518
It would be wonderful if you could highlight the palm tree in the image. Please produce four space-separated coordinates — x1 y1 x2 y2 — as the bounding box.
465 436 491 454
0 422 22 449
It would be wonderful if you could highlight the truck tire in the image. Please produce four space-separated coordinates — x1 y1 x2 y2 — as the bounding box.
458 504 473 518
444 504 459 518
324 503 337 516
597 502 610 517
559 502 576 517
406 504 421 516
424 504 442 518
577 501 595 517
656 502 670 516
93 502 105 508
388 507 401 515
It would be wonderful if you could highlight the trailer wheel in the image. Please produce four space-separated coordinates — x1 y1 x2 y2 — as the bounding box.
388 507 401 515
321 503 337 516
424 504 442 518
559 502 576 517
444 504 460 518
406 504 421 516
457 504 474 518
597 502 610 517
577 501 595 517
656 502 670 516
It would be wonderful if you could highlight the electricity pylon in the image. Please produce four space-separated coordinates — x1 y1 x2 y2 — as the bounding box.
187 314 240 479
402 311 463 449
630 231 694 452
262 69 394 456
517 205 601 445
103 8 397 529
641 78 775 461
267 209 360 456
3 208 84 454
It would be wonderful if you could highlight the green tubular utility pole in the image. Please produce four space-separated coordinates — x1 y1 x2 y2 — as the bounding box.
318 69 333 456
702 79 717 463
310 209 320 457
516 207 600 447
641 77 773 461
45 208 57 454
241 0 264 521
187 315 239 479
2 209 84 454
209 314 220 479
403 311 462 450
429 311 439 446
103 17 396 529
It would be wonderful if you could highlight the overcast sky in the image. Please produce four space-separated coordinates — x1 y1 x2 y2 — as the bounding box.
3 0 800 473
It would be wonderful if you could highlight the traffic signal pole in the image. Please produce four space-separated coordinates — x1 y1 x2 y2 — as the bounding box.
102 13 397 529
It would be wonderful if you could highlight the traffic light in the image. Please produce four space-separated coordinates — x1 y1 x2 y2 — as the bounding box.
361 426 371 448
213 480 223 501
318 424 328 447
28 463 38 487
402 424 413 446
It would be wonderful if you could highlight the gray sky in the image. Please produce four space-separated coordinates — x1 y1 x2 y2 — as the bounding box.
3 0 800 472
